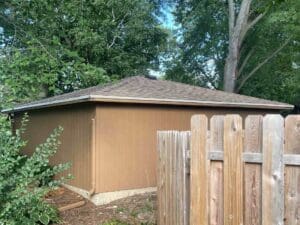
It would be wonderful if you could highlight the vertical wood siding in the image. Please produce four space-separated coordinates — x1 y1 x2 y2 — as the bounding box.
13 103 276 193
95 103 275 193
13 104 95 190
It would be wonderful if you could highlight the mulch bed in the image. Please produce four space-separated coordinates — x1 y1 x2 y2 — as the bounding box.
46 187 157 225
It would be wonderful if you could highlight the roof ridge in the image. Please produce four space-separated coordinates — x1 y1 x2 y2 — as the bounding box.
94 76 141 94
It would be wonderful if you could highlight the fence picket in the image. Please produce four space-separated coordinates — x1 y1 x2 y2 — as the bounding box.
172 133 177 225
284 116 300 225
177 133 184 225
182 132 190 225
210 116 224 225
157 132 164 225
262 115 284 225
166 132 173 225
190 115 209 225
244 115 263 225
223 115 243 225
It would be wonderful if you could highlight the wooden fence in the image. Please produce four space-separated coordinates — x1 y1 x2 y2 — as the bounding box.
157 114 300 225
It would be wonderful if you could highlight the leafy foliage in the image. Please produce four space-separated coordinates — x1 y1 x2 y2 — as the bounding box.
165 0 229 88
0 0 168 103
239 0 300 104
165 0 300 105
0 44 109 105
0 115 70 225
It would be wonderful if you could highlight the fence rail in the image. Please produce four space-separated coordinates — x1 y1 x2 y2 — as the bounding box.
157 114 300 225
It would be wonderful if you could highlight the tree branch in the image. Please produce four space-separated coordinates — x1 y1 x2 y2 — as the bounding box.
235 0 252 41
107 34 121 49
240 12 266 43
202 73 218 89
237 48 254 78
107 12 129 49
111 8 116 22
236 38 291 92
247 12 266 31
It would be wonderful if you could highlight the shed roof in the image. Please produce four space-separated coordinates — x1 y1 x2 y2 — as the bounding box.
3 76 294 113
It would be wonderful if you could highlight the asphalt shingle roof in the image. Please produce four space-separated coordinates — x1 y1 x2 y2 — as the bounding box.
3 76 294 112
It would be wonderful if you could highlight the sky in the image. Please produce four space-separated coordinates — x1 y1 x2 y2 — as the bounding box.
162 7 176 29
157 5 177 30
149 5 178 78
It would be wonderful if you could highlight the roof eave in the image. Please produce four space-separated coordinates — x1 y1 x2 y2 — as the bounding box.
89 95 294 110
1 95 91 113
2 95 294 113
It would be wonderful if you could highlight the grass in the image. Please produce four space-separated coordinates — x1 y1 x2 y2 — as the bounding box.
100 219 131 225
101 221 155 225
100 200 156 225
100 195 156 225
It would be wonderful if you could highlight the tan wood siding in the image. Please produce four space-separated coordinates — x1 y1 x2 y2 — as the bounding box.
13 104 95 190
95 103 276 193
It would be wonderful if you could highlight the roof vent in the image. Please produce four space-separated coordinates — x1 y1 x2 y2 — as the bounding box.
144 74 157 80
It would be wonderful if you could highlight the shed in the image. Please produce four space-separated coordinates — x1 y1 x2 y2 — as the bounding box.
4 76 293 204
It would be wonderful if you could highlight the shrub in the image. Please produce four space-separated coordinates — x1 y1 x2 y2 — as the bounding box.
0 115 70 225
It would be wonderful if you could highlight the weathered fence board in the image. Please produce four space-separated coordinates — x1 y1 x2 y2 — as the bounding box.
209 116 224 225
223 115 243 225
284 116 300 225
157 131 190 225
190 115 209 225
262 115 284 225
244 115 262 225
157 114 300 225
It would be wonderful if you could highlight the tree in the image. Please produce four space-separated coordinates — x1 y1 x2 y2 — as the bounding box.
0 45 108 104
239 0 300 104
165 0 299 104
165 0 230 89
223 0 291 92
0 0 168 102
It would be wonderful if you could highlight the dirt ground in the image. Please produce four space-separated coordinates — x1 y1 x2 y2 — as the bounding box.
46 187 157 225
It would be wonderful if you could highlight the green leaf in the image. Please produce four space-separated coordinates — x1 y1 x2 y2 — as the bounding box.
39 213 50 225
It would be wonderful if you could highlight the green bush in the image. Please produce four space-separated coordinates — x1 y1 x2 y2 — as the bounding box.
0 115 70 225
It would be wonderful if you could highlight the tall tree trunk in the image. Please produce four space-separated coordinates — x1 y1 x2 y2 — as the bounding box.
223 0 288 93
224 0 252 92
224 38 240 92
